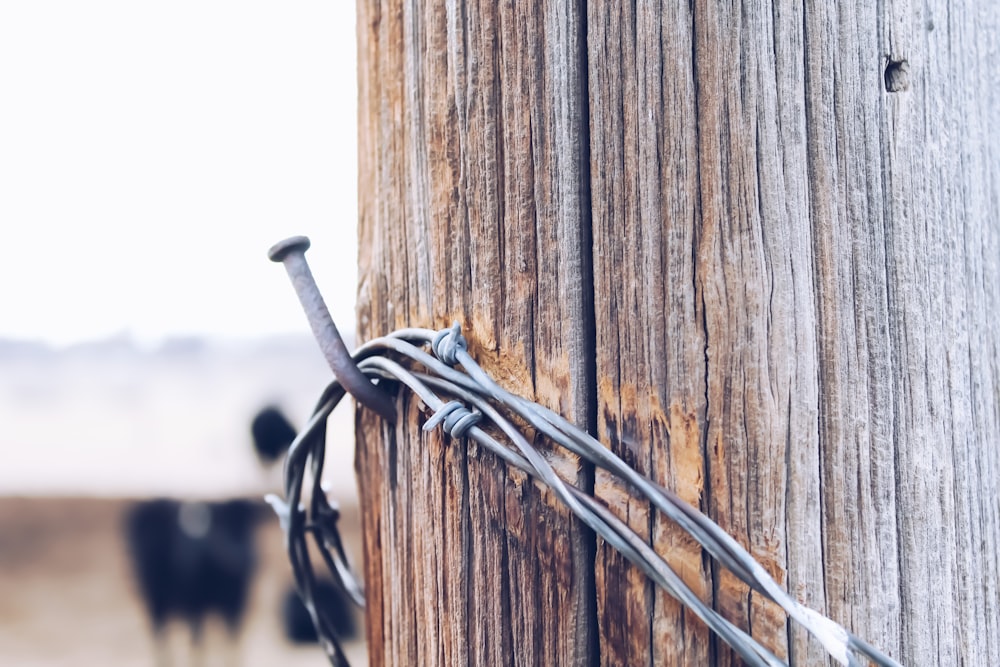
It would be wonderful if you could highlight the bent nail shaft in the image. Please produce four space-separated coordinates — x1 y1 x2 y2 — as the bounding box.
269 236 396 423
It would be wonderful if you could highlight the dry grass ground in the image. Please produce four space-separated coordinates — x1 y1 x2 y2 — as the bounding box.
0 496 367 667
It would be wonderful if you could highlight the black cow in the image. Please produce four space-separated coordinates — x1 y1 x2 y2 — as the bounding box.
122 497 265 663
123 405 357 662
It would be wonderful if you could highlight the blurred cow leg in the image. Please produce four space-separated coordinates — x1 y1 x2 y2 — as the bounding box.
222 617 244 667
153 626 171 667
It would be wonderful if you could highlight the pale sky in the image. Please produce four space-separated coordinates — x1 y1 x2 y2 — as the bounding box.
0 1 359 346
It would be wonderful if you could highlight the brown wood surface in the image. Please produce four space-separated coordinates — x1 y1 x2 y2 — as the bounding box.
357 1 1000 665
355 1 594 665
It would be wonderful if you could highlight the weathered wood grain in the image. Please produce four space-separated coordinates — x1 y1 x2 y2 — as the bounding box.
587 2 717 664
587 1 1000 665
356 0 594 665
874 2 1000 663
357 0 1000 665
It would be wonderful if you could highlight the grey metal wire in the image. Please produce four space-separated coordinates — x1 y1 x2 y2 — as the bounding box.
268 323 903 667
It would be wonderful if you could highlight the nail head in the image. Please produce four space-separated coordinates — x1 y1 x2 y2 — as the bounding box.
268 235 312 262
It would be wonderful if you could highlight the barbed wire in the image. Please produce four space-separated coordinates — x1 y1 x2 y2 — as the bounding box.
267 322 903 667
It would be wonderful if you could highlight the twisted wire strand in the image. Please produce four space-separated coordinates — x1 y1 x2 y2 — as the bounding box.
364 360 783 667
369 326 900 667
271 324 902 667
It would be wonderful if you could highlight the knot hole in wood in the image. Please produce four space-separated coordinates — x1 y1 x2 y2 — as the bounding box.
884 58 910 92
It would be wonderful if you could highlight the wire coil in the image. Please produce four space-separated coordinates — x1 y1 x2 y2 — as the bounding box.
268 323 902 667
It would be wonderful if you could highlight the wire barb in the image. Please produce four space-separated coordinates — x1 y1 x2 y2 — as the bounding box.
422 400 482 439
431 321 467 366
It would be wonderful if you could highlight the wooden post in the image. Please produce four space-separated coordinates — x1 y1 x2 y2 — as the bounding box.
356 1 1000 665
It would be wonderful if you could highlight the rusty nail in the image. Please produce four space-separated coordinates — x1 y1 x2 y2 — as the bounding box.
268 235 396 424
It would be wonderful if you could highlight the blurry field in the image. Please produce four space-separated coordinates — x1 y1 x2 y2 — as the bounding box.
0 496 366 666
0 335 368 666
0 335 358 497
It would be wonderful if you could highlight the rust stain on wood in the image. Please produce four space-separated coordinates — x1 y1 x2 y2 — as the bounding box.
534 352 574 416
466 337 534 402
594 469 630 517
663 400 705 508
